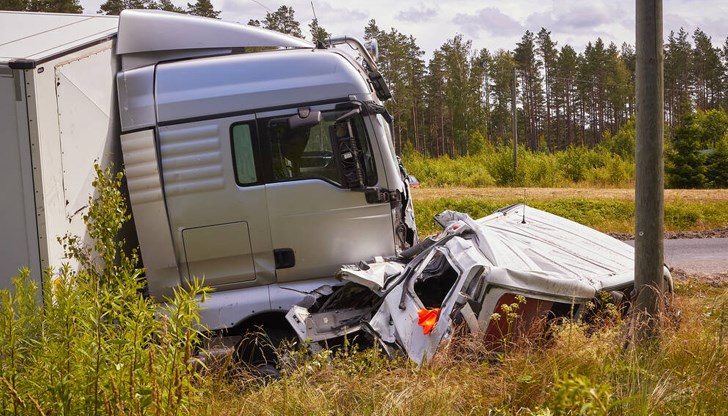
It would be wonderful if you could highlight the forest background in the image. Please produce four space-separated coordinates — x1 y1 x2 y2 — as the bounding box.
3 0 728 188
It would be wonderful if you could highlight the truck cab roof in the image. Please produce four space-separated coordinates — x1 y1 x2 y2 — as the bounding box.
0 10 313 70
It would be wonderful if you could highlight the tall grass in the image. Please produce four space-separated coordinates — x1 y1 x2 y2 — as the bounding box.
0 165 207 415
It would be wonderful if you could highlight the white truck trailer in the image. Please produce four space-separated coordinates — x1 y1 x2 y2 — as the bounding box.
0 10 416 341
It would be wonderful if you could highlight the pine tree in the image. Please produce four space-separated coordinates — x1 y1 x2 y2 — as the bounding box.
25 0 82 12
620 43 636 120
706 138 728 187
1 0 28 11
514 30 543 151
157 0 183 12
537 28 557 150
308 18 329 44
553 45 579 148
665 29 693 126
99 0 150 15
692 28 724 111
261 5 303 38
605 42 631 135
424 50 447 156
666 112 708 188
486 50 515 147
187 0 219 18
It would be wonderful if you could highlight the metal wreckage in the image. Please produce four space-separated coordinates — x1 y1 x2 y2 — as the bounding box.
286 204 673 364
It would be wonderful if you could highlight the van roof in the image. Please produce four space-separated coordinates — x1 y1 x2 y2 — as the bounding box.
0 11 117 66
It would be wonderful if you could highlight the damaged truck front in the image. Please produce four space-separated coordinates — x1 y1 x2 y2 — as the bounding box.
287 204 673 364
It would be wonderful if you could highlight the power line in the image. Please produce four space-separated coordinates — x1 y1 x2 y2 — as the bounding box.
250 0 271 12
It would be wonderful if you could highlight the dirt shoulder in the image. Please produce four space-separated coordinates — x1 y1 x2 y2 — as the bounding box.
671 268 728 287
609 227 728 240
412 187 728 202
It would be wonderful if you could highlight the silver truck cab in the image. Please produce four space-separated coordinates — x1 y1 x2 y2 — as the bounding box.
115 11 416 333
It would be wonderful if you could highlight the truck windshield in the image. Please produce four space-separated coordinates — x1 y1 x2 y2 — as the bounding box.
265 109 377 187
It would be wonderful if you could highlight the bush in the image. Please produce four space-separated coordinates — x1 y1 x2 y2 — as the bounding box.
490 147 526 186
600 118 636 160
0 165 208 415
401 144 635 188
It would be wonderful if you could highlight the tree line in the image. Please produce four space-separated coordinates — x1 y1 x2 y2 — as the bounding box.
0 0 219 18
369 24 728 159
221 5 728 162
4 0 728 178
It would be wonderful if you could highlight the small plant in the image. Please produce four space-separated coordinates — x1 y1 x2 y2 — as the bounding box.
490 294 527 358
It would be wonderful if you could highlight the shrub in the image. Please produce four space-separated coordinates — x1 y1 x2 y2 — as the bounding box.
600 118 636 160
0 165 208 415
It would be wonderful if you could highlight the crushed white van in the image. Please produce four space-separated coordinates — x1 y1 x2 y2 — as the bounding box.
287 204 673 364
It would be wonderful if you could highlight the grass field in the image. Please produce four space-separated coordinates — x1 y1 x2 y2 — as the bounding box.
411 187 728 236
412 187 728 202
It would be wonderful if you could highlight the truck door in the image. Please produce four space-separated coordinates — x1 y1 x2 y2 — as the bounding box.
157 115 275 289
258 106 397 283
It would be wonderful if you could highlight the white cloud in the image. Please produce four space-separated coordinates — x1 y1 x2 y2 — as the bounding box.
395 5 437 23
453 7 524 39
77 0 728 61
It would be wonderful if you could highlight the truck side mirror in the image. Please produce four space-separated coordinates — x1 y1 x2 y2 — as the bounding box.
288 108 322 129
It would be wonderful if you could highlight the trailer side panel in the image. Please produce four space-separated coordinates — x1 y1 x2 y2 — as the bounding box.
0 67 41 285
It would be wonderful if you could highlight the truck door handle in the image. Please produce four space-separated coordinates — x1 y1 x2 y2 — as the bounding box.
274 248 295 269
364 187 400 204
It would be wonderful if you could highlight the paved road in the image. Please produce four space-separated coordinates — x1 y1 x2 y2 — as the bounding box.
626 238 728 274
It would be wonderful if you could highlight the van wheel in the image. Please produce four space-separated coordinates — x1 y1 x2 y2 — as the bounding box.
234 327 296 378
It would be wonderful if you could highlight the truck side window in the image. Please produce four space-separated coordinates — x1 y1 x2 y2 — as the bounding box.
263 109 378 187
267 111 355 186
231 123 257 185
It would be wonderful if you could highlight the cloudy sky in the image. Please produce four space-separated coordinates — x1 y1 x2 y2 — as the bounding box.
81 0 728 60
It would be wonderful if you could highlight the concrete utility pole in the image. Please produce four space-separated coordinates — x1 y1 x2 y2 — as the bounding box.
634 0 665 338
511 67 518 170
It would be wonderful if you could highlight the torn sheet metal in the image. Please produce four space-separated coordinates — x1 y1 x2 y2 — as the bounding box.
286 204 672 364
